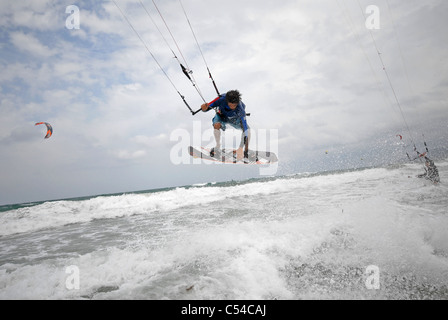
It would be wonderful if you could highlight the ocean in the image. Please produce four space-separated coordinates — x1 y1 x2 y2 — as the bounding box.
1 160 447 301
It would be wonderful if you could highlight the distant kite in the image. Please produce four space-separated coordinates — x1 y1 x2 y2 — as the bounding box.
396 134 403 140
35 122 53 139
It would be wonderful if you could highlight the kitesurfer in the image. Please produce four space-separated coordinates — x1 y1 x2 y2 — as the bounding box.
417 157 440 183
201 90 250 160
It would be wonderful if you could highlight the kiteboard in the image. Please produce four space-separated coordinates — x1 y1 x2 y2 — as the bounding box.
189 146 278 165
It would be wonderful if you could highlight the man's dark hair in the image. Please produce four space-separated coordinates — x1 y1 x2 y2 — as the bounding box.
226 90 241 104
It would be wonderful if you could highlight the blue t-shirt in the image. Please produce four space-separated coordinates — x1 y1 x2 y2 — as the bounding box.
208 94 249 132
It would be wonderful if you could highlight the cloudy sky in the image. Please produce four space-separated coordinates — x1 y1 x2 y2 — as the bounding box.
1 0 447 205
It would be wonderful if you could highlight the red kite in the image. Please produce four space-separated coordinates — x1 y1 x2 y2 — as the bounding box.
35 122 53 139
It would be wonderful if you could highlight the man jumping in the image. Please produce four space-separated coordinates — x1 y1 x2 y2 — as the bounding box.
201 90 250 160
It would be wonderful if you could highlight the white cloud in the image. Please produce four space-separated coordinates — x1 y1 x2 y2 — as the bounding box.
12 9 58 31
132 133 168 148
10 31 57 58
114 149 147 160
